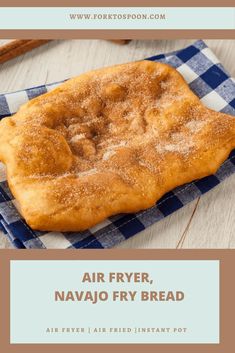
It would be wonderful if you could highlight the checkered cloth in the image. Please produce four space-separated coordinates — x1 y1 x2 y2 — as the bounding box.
0 40 234 249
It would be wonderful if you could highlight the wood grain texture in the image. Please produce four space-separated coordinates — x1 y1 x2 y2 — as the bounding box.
0 39 234 249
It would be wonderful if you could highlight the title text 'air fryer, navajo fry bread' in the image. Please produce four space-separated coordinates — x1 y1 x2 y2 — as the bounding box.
0 61 234 231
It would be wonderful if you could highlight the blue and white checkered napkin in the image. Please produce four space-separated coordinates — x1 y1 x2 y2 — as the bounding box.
0 40 234 249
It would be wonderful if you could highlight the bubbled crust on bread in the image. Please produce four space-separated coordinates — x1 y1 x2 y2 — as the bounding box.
0 61 234 231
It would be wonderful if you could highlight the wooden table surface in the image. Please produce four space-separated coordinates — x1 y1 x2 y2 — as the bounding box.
0 39 234 249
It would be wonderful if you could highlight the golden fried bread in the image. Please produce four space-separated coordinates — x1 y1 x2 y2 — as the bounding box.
0 61 234 231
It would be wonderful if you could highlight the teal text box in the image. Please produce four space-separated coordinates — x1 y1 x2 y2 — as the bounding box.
0 7 234 30
10 260 219 344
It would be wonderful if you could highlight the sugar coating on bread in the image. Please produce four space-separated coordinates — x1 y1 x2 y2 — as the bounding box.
0 61 234 231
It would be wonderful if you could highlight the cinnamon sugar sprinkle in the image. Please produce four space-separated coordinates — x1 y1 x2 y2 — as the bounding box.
8 61 234 182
